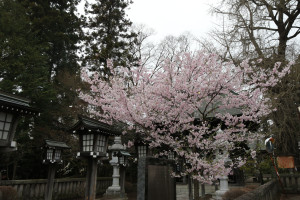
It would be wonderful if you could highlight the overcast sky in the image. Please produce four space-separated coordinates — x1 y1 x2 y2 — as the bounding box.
127 0 219 42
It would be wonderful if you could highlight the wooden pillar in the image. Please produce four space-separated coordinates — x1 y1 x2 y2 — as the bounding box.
120 166 126 193
45 164 56 200
120 166 126 197
85 158 98 200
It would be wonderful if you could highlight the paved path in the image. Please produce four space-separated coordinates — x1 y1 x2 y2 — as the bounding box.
280 194 300 200
176 184 216 200
176 183 260 200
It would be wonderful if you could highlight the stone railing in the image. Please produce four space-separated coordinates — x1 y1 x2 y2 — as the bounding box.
234 180 280 200
280 174 300 193
0 177 112 200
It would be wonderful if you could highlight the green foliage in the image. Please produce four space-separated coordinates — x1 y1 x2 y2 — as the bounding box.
0 0 84 179
83 0 138 75
0 186 17 200
241 156 272 177
0 0 49 94
0 0 138 180
223 185 258 200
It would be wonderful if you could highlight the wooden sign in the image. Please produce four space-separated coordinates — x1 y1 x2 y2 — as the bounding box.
277 156 295 169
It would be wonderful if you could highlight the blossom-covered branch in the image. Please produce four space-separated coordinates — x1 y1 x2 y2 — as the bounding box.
80 51 291 184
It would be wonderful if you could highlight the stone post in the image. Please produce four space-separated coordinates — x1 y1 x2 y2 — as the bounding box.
137 157 146 200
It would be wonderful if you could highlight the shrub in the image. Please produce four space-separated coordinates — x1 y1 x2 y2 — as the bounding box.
223 185 259 200
244 184 258 191
0 186 18 200
223 188 247 200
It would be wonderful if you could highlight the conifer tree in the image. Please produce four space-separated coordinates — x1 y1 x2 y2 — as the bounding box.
83 0 137 76
0 0 84 178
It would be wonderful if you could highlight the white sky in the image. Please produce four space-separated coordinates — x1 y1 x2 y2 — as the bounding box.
127 0 219 42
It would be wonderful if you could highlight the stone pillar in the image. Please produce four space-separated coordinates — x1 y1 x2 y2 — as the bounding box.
106 162 121 194
137 157 146 200
215 176 229 200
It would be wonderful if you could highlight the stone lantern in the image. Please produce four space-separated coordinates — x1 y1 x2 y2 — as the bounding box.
0 92 39 152
105 136 130 198
69 116 118 200
215 150 232 200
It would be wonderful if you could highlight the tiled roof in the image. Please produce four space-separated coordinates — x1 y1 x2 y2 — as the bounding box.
45 139 70 149
69 115 121 136
0 91 39 115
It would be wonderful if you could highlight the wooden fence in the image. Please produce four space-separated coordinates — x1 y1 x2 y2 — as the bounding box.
0 177 112 200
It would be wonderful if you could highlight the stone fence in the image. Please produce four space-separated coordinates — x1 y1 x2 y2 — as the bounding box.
280 173 300 193
0 177 112 200
234 180 280 200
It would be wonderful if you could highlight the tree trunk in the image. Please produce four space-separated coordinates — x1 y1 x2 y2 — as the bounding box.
188 175 193 200
201 183 205 197
277 38 287 62
194 180 200 200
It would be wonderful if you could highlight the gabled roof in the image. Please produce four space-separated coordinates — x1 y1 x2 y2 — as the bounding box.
45 139 70 149
69 115 120 136
0 91 39 116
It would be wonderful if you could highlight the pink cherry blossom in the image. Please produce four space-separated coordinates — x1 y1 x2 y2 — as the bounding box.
80 51 291 183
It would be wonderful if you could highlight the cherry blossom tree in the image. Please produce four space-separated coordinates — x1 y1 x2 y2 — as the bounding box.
80 51 291 184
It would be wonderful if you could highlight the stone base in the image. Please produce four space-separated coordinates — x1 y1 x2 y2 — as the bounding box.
215 189 228 200
106 186 121 194
103 187 127 200
101 192 127 200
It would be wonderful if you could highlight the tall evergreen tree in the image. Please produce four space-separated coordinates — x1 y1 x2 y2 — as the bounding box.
83 0 138 75
0 0 49 95
0 0 84 178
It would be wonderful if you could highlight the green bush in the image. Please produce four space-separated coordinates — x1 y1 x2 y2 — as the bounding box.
223 185 258 200
223 188 247 200
0 186 18 200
